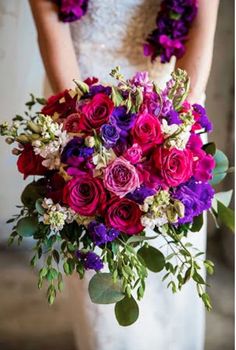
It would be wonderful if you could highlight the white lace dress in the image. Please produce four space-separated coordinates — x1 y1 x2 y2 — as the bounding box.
66 1 206 349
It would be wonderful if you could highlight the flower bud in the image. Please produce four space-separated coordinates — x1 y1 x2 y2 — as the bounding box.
12 148 21 155
85 136 95 148
16 134 30 143
27 121 42 134
174 200 185 218
5 137 14 144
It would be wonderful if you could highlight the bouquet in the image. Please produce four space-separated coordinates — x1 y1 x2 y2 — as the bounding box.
1 67 233 326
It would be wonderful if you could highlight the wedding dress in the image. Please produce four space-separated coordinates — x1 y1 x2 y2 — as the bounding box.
66 1 206 349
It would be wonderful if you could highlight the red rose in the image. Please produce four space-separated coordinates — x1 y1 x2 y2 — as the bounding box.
46 173 66 203
17 144 47 179
132 113 163 153
106 197 144 235
153 147 193 187
63 175 107 216
42 90 78 119
80 93 114 132
63 113 82 133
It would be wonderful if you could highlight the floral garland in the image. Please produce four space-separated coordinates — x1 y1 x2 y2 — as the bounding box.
53 0 198 63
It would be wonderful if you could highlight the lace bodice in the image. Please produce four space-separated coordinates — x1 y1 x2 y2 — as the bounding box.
70 0 175 86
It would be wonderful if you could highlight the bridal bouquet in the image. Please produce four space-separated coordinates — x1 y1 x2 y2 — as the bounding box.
1 67 233 326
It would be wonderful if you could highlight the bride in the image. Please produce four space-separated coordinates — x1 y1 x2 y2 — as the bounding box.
29 1 219 349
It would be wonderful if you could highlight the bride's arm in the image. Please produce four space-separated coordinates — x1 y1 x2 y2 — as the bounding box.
29 0 80 93
176 0 220 103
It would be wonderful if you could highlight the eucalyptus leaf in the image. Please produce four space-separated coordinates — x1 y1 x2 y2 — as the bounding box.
89 273 125 304
202 142 216 155
212 190 233 212
115 295 139 326
210 149 229 186
126 235 158 245
21 181 45 209
16 216 38 237
35 198 45 215
138 246 165 272
217 201 235 232
190 214 203 232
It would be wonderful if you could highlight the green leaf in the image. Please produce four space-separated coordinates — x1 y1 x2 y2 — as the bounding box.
212 190 233 212
126 235 158 245
35 198 45 215
16 216 38 237
88 273 125 304
190 214 203 232
21 181 45 209
210 149 229 185
115 295 139 326
193 271 205 285
217 201 235 232
202 142 216 155
138 246 165 272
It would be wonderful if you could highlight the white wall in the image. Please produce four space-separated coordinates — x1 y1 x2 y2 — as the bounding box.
0 0 44 239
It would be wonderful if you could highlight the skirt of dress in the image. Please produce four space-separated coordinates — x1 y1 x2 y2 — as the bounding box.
65 220 207 350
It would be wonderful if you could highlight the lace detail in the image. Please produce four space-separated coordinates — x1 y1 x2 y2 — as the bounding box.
70 0 175 87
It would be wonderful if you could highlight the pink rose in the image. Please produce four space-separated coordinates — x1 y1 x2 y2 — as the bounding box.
80 93 114 132
123 144 143 164
63 175 107 216
104 157 140 198
132 113 163 152
153 147 193 187
106 197 144 235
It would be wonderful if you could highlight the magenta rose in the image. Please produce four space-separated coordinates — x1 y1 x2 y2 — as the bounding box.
63 175 107 216
153 147 193 187
104 157 140 198
80 93 114 132
132 113 164 153
106 197 144 235
124 144 143 164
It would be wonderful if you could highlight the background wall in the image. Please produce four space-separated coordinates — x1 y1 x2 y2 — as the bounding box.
0 1 234 350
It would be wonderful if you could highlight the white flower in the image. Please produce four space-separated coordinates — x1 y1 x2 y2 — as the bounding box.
161 119 179 138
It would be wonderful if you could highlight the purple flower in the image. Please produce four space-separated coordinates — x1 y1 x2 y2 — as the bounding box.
61 137 94 167
129 72 153 93
54 0 88 22
89 85 112 97
111 107 136 135
126 186 155 204
76 251 104 271
144 0 198 63
165 109 182 125
100 124 120 148
172 179 214 224
88 221 119 246
193 104 213 132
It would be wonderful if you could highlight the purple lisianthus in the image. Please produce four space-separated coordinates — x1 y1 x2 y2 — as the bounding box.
61 137 94 167
111 107 136 135
126 185 155 205
172 179 214 224
76 251 104 271
193 104 213 132
54 0 88 22
100 124 120 148
88 221 119 246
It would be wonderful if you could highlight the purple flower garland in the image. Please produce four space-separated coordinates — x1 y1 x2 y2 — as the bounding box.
144 0 198 63
53 0 198 63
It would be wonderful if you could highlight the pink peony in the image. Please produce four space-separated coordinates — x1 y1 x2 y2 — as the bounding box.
132 112 163 153
123 144 143 164
104 157 140 198
106 197 144 235
153 147 193 187
63 175 107 216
